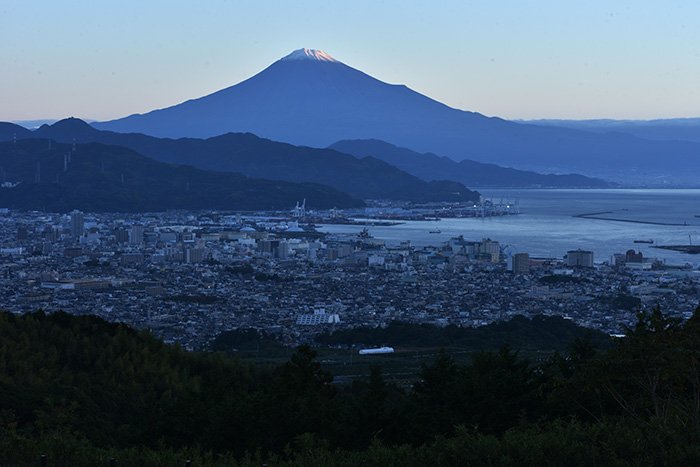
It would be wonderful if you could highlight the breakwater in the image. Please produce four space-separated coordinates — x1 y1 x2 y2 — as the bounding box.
574 212 690 227
653 245 700 254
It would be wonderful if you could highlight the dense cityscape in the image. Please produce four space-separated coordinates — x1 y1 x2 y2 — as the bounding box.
2 206 697 350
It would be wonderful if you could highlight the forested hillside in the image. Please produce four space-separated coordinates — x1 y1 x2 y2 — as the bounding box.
1 308 700 466
0 139 361 212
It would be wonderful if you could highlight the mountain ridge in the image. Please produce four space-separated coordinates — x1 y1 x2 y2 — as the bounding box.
0 139 362 212
93 48 700 184
330 139 611 188
8 118 481 203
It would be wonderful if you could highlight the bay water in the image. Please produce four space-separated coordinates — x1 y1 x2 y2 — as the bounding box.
319 189 700 266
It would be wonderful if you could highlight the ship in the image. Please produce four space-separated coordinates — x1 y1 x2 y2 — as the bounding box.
633 239 654 244
357 227 373 239
429 229 442 234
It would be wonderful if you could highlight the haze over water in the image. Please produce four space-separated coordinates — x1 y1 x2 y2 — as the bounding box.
320 189 700 266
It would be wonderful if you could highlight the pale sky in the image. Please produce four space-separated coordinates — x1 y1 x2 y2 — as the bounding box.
2 0 699 121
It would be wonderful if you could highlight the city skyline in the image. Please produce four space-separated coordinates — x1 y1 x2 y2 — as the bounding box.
2 0 700 122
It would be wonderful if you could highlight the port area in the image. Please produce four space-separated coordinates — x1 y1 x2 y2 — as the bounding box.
315 218 404 227
344 199 522 222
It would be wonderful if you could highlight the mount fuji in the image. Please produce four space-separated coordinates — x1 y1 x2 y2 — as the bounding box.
97 47 481 147
97 48 700 183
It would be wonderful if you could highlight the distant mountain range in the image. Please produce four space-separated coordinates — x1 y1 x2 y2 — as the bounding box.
330 139 610 188
0 122 32 141
0 118 480 203
12 119 63 129
0 139 362 212
93 48 700 185
522 118 700 144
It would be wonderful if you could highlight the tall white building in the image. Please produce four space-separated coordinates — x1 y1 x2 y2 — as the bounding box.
566 249 594 268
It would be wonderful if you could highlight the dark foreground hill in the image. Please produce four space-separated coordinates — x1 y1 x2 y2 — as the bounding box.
2 308 700 466
0 139 362 212
331 139 611 188
314 315 612 350
4 118 480 203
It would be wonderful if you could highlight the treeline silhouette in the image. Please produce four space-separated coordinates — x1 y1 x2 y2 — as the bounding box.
315 315 611 351
1 307 700 466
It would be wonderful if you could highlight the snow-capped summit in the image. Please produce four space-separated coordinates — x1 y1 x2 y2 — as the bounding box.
280 48 338 63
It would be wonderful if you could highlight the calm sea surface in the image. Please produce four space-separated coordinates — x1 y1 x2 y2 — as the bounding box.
319 189 700 266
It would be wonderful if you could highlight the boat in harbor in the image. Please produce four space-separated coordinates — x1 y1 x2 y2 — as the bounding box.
357 227 373 239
